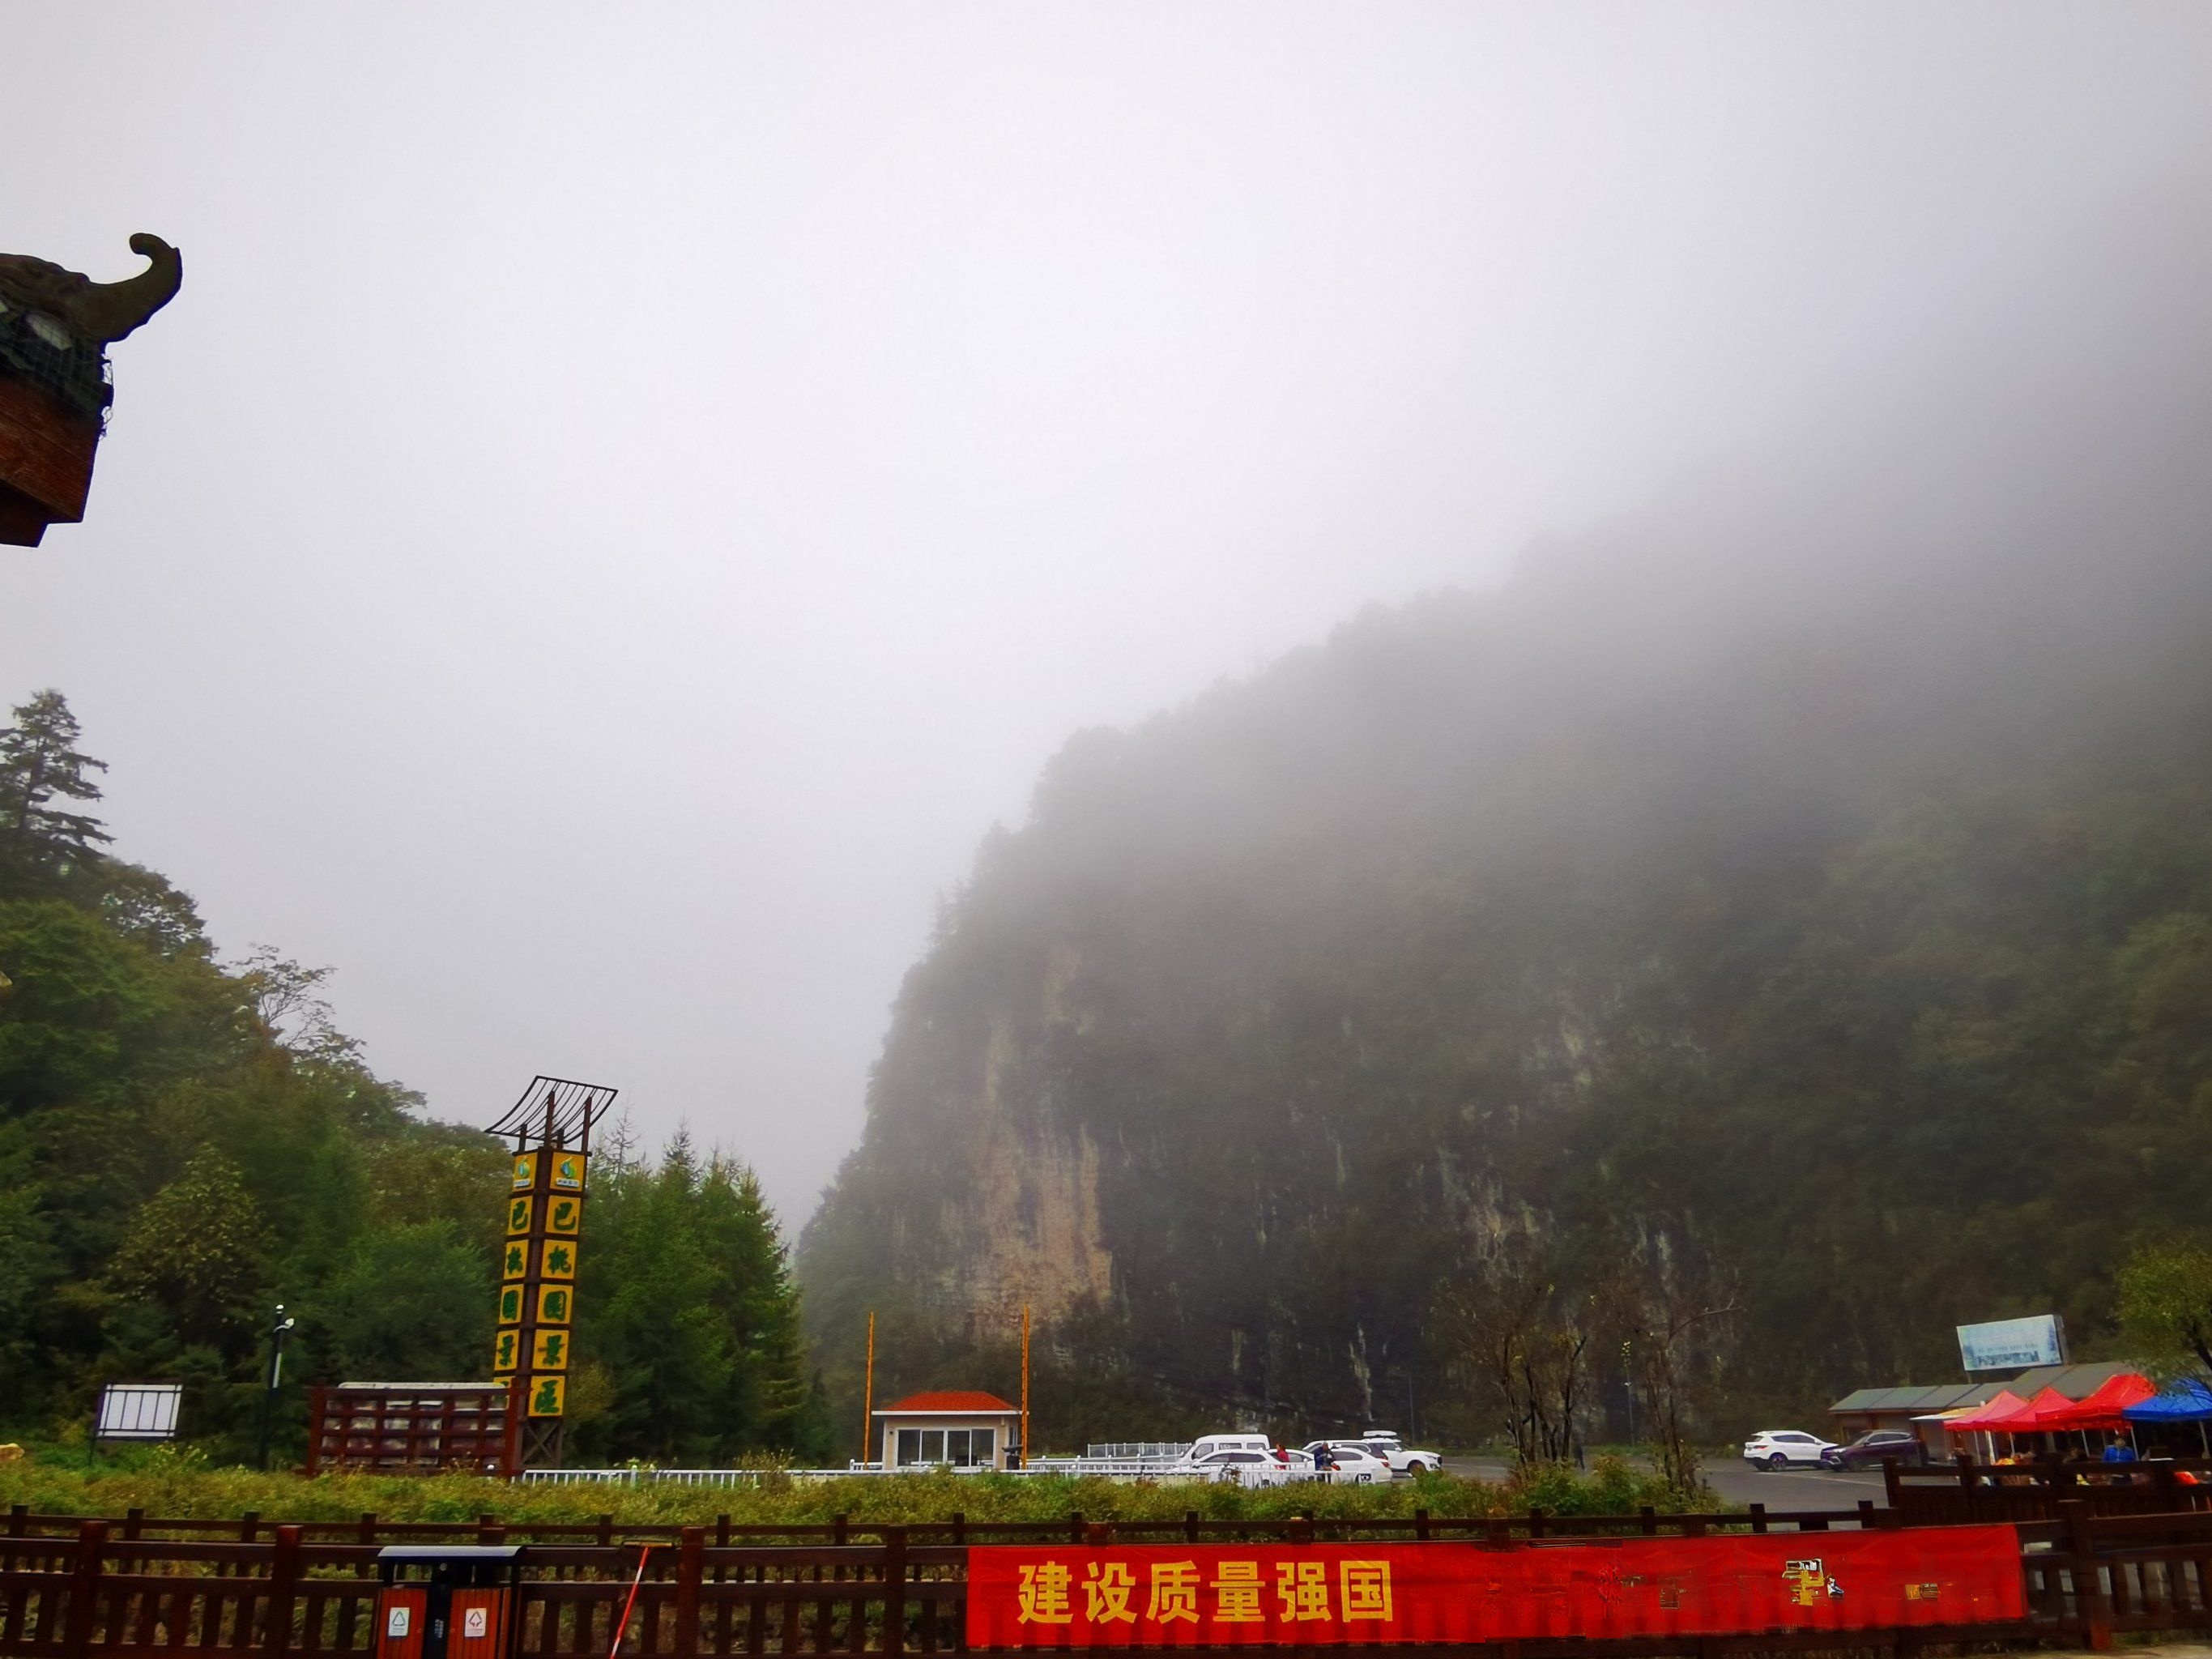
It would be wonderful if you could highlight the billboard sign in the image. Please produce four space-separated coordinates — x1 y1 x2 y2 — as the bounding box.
95 1383 183 1442
1957 1315 2065 1372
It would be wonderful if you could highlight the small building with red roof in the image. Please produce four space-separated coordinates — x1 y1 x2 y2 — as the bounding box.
874 1390 1019 1470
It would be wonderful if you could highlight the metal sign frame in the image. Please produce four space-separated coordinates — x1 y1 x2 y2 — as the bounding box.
485 1077 616 1471
95 1383 183 1442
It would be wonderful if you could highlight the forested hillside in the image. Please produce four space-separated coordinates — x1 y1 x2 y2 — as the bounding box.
799 245 2212 1447
0 697 829 1464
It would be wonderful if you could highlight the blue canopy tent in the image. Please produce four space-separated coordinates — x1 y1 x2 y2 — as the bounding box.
2124 1379 2212 1454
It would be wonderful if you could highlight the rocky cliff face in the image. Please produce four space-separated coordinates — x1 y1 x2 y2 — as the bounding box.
799 245 2212 1438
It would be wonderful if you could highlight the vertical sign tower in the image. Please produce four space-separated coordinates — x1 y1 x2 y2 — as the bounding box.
485 1076 615 1470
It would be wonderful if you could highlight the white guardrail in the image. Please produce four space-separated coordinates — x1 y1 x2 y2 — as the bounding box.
518 1458 1204 1486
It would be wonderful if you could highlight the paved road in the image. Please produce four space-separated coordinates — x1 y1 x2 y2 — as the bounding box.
1442 1454 1887 1512
1703 1459 1886 1510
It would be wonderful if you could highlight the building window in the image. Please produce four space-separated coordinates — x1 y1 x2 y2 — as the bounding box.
896 1429 920 1467
945 1429 971 1466
970 1428 995 1466
920 1428 944 1464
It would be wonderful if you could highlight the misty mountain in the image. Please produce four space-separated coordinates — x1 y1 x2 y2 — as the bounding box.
798 219 2212 1439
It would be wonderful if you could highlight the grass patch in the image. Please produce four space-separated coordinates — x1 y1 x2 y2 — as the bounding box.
0 1448 1707 1528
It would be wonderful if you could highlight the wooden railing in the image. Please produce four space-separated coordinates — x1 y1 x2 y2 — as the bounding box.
1886 1454 2212 1526
15 1503 2212 1657
4 1503 1894 1550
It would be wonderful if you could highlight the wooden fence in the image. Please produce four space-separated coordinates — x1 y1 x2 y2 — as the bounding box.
12 1503 2212 1657
1886 1455 2212 1526
4 1505 1896 1550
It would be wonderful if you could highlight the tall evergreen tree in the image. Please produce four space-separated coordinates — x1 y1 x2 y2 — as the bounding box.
0 690 111 882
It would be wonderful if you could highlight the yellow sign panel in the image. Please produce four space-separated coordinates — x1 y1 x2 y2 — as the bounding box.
492 1373 514 1392
506 1196 533 1235
551 1154 586 1192
531 1328 571 1371
546 1196 581 1235
535 1285 573 1324
501 1241 527 1281
497 1285 524 1326
511 1153 536 1191
539 1239 578 1281
527 1375 565 1418
492 1329 521 1374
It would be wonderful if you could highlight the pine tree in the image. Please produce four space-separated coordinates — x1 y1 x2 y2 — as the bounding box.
0 690 111 882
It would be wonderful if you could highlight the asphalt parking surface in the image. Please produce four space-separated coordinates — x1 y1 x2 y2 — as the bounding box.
1441 1454 1889 1512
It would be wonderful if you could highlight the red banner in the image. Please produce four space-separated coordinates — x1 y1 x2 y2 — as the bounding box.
965 1527 2024 1648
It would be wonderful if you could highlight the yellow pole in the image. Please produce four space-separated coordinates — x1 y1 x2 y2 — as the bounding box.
1020 1304 1031 1469
862 1311 876 1466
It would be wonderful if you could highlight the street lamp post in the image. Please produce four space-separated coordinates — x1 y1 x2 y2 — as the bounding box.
256 1306 296 1471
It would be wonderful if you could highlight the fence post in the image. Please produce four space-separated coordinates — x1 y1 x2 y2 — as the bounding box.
121 1509 143 1542
358 1513 376 1546
1749 1503 1767 1536
1185 1511 1200 1544
1857 1500 1877 1530
1527 1509 1545 1541
950 1513 965 1548
1955 1452 1975 1490
2061 1498 2112 1653
66 1519 106 1659
8 1504 25 1537
882 1526 906 1659
673 1527 703 1658
269 1525 302 1659
1413 1508 1429 1543
1066 1513 1085 1546
834 1513 849 1547
1638 1506 1657 1537
1883 1459 1903 1510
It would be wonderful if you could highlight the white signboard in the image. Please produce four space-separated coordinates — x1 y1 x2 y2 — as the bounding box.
1958 1315 2065 1372
94 1383 183 1441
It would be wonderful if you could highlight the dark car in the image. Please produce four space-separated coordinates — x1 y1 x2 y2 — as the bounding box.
1822 1430 1928 1470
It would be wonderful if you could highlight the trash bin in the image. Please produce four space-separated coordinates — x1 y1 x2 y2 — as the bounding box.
375 1546 522 1659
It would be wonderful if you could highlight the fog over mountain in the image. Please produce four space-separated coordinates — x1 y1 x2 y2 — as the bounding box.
799 195 2212 1435
6 8 2210 1231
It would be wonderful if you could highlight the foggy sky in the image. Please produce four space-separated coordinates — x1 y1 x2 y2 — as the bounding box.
3 4 2207 1230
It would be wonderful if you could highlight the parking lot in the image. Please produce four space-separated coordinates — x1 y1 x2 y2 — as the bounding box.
1441 1454 1887 1511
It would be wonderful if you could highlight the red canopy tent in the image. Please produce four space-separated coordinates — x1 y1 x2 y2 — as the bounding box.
2039 1373 2154 1432
1946 1389 2031 1431
2014 1387 2088 1429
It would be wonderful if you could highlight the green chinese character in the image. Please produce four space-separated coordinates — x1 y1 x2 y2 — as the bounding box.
541 1333 565 1365
551 1199 578 1231
498 1287 522 1322
546 1243 573 1275
542 1289 569 1322
504 1243 525 1275
509 1198 529 1230
531 1378 561 1414
495 1332 517 1369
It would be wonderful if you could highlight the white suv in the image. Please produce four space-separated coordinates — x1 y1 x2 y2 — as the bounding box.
1298 1442 1392 1483
1357 1430 1443 1476
1742 1429 1838 1469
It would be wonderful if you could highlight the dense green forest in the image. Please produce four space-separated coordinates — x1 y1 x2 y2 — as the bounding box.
0 693 829 1465
800 334 2212 1449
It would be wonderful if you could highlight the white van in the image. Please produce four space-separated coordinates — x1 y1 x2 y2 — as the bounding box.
1187 1433 1275 1461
